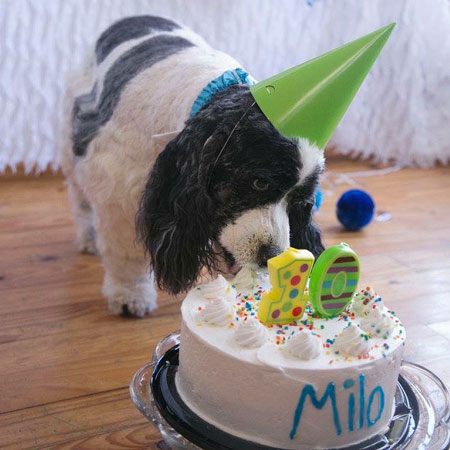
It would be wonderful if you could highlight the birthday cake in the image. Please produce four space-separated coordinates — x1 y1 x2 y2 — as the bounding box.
175 244 405 449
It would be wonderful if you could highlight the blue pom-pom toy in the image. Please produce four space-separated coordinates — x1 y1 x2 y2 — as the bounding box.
336 189 375 231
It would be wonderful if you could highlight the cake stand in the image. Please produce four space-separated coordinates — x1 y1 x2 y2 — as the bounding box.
130 331 450 450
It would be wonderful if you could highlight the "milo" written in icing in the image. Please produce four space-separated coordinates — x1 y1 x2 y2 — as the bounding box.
290 374 385 440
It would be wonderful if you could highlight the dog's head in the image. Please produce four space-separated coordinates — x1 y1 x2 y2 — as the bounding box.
137 85 325 295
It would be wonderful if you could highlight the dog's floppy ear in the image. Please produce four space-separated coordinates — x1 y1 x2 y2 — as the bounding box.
136 130 221 295
287 177 325 258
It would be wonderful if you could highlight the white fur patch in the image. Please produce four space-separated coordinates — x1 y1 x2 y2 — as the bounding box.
297 138 325 183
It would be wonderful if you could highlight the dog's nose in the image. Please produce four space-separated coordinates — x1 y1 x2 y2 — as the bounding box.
257 244 281 267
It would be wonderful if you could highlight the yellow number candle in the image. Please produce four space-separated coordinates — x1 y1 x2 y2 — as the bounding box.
258 247 315 325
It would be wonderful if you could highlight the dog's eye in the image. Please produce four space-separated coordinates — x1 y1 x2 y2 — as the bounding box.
252 179 269 191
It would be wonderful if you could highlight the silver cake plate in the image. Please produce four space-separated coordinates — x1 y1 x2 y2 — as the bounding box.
130 331 450 450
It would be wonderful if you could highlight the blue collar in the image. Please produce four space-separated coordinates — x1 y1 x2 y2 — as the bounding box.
189 68 256 118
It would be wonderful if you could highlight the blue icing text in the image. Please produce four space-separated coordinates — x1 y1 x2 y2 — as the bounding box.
343 378 355 389
290 382 341 439
289 374 385 440
348 393 355 432
367 386 385 427
359 374 365 429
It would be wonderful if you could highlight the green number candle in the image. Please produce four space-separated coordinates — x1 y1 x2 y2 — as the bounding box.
309 243 360 318
258 247 314 325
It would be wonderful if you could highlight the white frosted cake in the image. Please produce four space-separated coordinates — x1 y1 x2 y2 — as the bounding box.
176 246 405 449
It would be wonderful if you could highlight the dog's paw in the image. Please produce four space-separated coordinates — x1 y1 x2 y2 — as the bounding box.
108 294 157 317
103 280 158 318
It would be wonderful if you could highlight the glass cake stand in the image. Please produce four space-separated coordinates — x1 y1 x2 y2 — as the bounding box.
130 331 450 450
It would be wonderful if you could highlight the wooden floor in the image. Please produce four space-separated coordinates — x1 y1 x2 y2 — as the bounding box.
1 156 450 449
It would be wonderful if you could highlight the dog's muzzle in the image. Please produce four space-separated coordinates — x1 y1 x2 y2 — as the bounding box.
257 243 281 267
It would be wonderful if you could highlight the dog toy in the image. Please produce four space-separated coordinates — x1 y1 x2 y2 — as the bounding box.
337 189 375 231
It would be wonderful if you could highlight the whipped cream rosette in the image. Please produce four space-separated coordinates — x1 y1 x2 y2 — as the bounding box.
199 297 235 326
286 329 323 360
333 323 371 357
232 266 259 290
360 306 395 338
234 317 268 348
350 286 384 316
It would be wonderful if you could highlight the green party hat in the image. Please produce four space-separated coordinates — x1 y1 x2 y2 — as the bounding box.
250 23 395 148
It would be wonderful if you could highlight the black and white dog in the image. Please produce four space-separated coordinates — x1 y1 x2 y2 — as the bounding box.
62 16 325 316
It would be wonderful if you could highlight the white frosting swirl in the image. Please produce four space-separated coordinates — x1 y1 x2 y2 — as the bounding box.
234 318 268 348
333 323 371 356
200 297 235 326
360 307 394 338
286 329 322 360
200 275 236 302
232 266 259 290
350 286 384 317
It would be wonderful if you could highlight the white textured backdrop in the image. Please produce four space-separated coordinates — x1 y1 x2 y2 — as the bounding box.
1 0 450 172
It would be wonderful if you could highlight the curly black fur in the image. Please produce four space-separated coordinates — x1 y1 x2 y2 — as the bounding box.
287 172 325 258
136 85 324 295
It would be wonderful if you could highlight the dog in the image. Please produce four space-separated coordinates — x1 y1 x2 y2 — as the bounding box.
61 15 325 317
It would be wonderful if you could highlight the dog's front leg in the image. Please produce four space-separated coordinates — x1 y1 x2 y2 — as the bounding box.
94 203 157 317
102 254 157 317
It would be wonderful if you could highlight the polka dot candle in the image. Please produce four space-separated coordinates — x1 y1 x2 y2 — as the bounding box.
258 247 314 325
